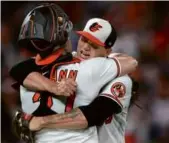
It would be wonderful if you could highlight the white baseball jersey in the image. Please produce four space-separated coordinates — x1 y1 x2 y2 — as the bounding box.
97 75 132 143
20 57 120 143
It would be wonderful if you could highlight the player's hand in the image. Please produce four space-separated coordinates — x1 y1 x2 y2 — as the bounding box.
29 117 42 131
51 78 77 96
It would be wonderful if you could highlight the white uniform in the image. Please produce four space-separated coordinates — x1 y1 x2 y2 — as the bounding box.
20 57 120 143
98 75 132 143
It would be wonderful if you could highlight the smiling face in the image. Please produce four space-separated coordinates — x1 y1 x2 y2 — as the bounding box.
76 36 111 60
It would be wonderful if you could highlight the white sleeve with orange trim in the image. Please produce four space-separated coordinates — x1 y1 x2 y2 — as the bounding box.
99 75 132 110
79 57 120 86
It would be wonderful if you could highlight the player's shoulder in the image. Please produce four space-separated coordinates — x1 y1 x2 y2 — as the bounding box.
84 57 105 62
79 57 104 66
81 57 112 66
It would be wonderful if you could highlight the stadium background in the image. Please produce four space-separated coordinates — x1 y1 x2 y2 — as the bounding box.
1 1 169 143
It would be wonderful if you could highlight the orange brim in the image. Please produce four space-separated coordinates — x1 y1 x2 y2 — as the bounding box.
76 31 105 47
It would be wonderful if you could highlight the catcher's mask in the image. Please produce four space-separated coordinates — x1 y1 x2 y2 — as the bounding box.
18 3 73 58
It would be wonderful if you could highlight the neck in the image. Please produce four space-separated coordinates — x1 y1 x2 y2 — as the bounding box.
35 48 65 65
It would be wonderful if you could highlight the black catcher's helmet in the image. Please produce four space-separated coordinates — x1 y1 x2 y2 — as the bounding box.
18 3 73 57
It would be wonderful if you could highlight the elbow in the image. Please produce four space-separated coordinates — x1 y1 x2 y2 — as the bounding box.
80 119 88 129
23 72 39 87
77 108 89 128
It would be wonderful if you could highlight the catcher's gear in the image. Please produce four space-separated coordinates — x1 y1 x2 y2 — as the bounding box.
18 3 73 57
12 110 34 143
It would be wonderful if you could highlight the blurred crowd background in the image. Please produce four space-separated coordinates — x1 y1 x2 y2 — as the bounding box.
1 1 169 143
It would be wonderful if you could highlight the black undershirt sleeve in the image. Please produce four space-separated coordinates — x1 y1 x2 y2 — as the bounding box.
79 96 122 127
9 58 41 85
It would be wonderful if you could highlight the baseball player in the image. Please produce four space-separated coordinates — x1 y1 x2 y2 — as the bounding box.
23 18 139 143
11 5 137 143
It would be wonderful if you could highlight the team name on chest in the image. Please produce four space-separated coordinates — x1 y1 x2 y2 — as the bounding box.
56 69 78 81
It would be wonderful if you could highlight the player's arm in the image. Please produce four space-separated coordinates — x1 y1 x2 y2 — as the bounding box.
10 59 76 96
92 55 138 81
10 59 54 93
23 72 77 97
29 97 121 130
108 53 138 76
29 76 133 131
9 58 50 92
29 108 88 130
78 56 137 91
10 58 41 86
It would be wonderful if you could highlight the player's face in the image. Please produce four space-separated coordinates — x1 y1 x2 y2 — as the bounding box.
77 36 111 60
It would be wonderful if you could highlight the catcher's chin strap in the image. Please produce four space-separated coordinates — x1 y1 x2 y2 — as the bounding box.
12 110 34 143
